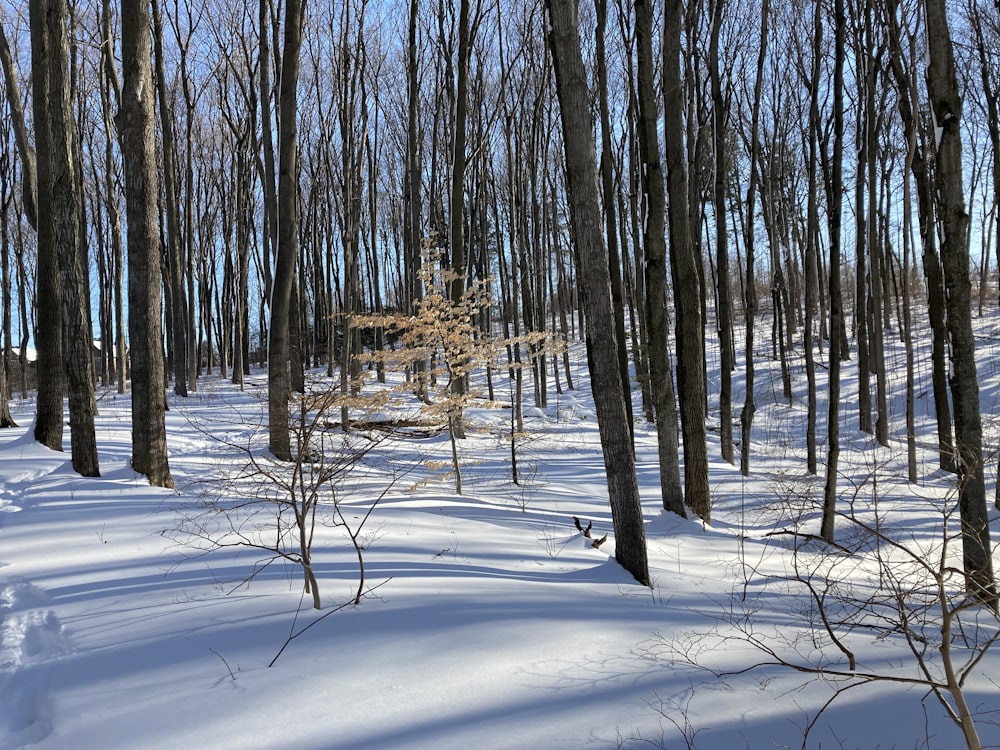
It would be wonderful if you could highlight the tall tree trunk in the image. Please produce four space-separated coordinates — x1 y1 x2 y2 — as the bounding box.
884 0 954 472
546 0 650 587
46 0 99 477
663 0 709 521
821 0 845 543
709 0 734 466
804 0 822 475
854 30 872 435
0 22 37 230
636 0 684 515
448 0 473 427
151 0 188 397
99 0 126 396
741 0 769 477
120 0 172 488
0 205 14 427
596 0 634 434
923 0 996 606
268 0 303 461
260 0 277 306
29 0 64 452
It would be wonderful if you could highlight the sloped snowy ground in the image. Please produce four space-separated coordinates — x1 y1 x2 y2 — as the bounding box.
0 325 998 750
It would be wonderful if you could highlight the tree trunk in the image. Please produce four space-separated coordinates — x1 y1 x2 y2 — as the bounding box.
741 0 769 478
636 0 684 515
884 0 954 472
804 0 822 476
45 0 99 477
663 0 709 521
151 0 188 397
29 0 64 453
0 22 37 230
821 0 845 543
923 0 996 606
546 0 650 587
709 0 734 466
119 0 173 488
596 0 634 435
268 0 303 461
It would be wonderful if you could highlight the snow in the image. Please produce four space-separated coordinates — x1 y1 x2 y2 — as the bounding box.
1 333 999 750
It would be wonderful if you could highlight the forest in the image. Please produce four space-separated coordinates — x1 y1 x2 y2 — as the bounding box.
1 0 1000 644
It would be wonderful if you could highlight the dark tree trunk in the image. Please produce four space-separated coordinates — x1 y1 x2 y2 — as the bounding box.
0 22 37 230
709 0 734 466
821 0 845 543
663 0 709 521
546 0 650 587
884 0 954 472
151 0 188 397
740 0 769 478
596 0 634 435
29 0 64 452
120 0 172 487
46 0 99 477
268 0 303 461
923 0 996 606
636 0 684 515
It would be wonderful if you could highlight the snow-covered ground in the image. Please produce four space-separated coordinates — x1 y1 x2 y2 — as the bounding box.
1 324 999 750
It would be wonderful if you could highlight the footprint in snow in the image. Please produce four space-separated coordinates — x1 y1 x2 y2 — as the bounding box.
0 582 72 750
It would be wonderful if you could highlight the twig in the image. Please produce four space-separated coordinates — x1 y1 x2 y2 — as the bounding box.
210 647 237 680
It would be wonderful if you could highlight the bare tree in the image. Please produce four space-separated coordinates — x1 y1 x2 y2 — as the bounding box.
740 0 769 478
41 0 99 476
29 0 64 452
709 0 734 466
635 0 684 516
923 0 996 606
151 0 189 397
821 0 846 543
268 0 304 461
663 0 709 520
546 0 650 587
119 0 173 487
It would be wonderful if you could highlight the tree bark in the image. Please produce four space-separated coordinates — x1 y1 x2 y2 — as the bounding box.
0 22 37 230
268 0 303 461
821 0 846 543
596 0 634 435
546 0 649 587
45 0 99 477
120 0 173 488
740 0 769 478
884 0 954 472
663 0 709 521
29 0 64 452
709 0 734 466
636 0 684 515
151 0 189 397
923 0 996 605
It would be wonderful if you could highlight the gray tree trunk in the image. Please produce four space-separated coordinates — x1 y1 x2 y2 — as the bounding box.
821 0 846 543
663 0 709 521
120 0 173 488
596 0 634 435
151 0 188 397
636 0 684 516
740 0 769 478
884 0 954 473
268 0 303 461
0 22 37 231
923 0 996 606
29 0 64 452
45 0 99 477
546 0 649 587
709 0 734 466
